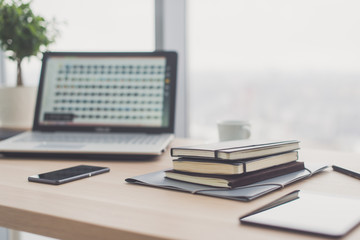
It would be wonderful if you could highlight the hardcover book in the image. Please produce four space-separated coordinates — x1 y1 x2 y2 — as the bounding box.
165 161 305 188
173 151 299 175
171 140 300 160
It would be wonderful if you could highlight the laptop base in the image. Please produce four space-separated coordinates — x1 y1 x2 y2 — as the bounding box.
0 152 159 161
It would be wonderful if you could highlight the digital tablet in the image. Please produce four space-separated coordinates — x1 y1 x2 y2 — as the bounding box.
240 190 360 238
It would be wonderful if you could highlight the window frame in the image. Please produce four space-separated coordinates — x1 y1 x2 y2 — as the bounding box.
0 50 5 85
155 0 188 137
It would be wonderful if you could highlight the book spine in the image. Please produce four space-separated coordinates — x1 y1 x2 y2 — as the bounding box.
214 150 225 159
229 162 305 188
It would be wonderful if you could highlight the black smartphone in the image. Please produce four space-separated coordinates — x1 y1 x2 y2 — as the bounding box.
28 165 110 185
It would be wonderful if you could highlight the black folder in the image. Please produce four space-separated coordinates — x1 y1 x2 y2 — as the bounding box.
125 163 328 201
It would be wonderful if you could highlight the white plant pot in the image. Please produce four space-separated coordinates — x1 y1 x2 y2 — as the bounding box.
0 86 38 129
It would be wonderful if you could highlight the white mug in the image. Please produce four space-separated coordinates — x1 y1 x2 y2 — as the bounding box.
217 120 251 141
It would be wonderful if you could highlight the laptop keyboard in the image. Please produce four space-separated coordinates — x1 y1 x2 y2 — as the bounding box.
15 132 165 145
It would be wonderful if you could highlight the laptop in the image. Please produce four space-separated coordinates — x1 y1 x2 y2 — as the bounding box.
0 51 177 158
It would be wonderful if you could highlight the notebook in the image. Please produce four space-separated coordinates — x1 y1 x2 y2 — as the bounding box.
0 51 177 157
170 140 300 160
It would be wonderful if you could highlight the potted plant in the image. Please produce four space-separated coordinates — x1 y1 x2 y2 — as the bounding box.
0 0 58 128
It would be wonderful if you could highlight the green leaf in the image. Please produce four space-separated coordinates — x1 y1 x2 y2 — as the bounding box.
0 0 60 85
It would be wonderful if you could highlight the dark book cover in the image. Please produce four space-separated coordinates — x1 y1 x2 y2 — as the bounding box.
166 161 305 188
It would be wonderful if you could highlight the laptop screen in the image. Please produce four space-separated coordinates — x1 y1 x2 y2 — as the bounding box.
33 52 177 133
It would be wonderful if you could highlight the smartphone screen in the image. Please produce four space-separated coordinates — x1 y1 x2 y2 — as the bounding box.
28 165 110 185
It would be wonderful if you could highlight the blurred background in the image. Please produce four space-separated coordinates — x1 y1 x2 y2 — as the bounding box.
2 0 360 152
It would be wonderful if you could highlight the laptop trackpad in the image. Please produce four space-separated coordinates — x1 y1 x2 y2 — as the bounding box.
35 143 86 149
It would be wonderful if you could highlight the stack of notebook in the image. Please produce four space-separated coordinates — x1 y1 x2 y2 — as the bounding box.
166 140 302 188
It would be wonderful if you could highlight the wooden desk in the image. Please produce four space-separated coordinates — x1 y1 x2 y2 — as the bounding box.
0 139 359 240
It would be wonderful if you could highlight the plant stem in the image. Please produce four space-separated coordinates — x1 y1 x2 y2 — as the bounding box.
16 58 23 86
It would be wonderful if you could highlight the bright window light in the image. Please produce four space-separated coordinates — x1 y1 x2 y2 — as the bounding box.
188 0 360 152
4 0 155 86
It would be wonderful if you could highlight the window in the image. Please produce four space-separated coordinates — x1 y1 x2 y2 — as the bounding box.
188 0 360 152
3 0 155 86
